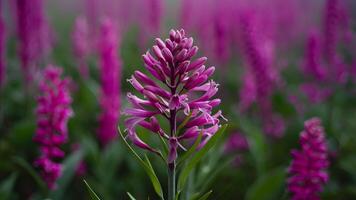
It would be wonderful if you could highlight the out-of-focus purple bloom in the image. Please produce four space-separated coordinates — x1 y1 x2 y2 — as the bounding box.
300 83 332 104
323 0 338 64
288 117 329 200
240 12 274 115
97 18 121 146
239 12 284 138
224 132 249 153
139 0 163 47
302 31 326 81
124 29 226 163
0 4 5 87
263 114 286 138
238 70 256 112
71 16 90 78
33 65 73 189
15 0 52 83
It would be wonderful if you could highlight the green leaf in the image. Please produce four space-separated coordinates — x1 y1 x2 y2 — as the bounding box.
96 140 124 184
127 192 137 200
177 132 202 167
196 190 212 200
245 168 286 200
49 150 84 199
177 124 227 192
238 118 267 175
84 180 101 200
118 127 164 199
12 157 46 192
158 134 169 158
0 173 18 199
340 155 356 180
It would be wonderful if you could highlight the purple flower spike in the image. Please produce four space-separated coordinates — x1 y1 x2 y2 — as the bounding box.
72 16 90 78
302 31 326 81
288 117 329 200
33 65 73 189
124 29 225 163
15 0 52 84
97 18 121 146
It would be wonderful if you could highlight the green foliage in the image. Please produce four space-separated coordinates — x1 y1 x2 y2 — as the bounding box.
177 125 227 193
84 180 101 200
49 150 84 199
245 168 286 200
119 128 164 200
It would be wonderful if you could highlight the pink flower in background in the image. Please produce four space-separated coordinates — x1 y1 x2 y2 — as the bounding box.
97 18 121 146
239 12 284 138
224 132 249 153
124 29 226 163
288 117 329 200
224 132 249 167
302 31 326 81
238 70 256 112
139 0 164 47
71 16 90 78
323 0 338 65
15 0 52 83
33 66 73 189
240 12 274 115
300 83 332 104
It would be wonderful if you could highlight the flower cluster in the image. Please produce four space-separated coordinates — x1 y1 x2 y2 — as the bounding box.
124 29 225 163
288 117 329 200
33 66 73 189
97 19 121 146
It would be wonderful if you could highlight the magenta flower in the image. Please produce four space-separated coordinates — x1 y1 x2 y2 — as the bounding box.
224 132 249 153
238 70 256 112
239 12 284 138
323 0 338 65
33 65 73 189
288 117 329 200
15 0 52 83
124 29 226 163
97 18 121 146
139 0 164 47
71 16 90 78
302 31 326 81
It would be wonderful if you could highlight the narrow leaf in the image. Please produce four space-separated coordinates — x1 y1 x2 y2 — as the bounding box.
0 173 18 199
118 127 164 199
177 125 227 192
84 180 101 200
245 168 285 200
12 157 46 192
177 132 202 167
196 190 213 200
127 192 137 200
49 150 84 199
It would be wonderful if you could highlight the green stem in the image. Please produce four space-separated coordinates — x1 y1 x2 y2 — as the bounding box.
168 162 176 200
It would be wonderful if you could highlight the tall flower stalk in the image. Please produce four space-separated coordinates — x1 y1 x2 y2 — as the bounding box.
97 18 121 146
71 16 90 79
288 117 329 200
15 0 51 84
239 12 284 138
33 66 73 189
124 29 225 200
